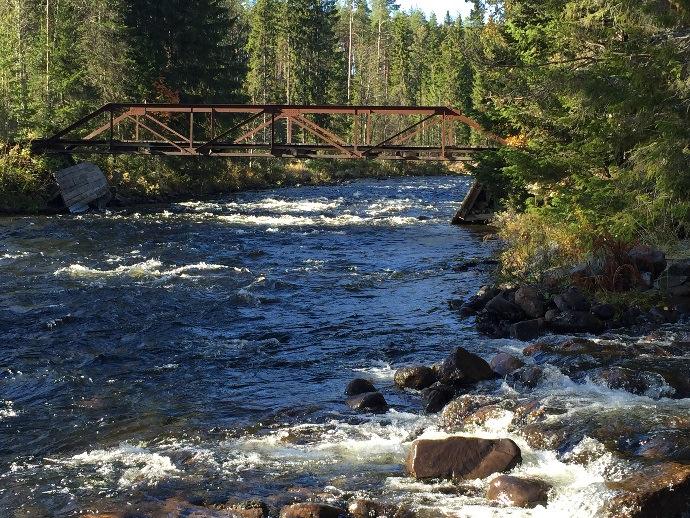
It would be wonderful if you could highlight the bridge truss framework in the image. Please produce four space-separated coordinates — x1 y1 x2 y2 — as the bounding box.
31 104 505 161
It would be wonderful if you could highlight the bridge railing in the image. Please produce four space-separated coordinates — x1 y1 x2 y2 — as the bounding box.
31 104 505 161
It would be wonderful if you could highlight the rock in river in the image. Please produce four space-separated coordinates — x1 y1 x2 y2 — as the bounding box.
280 503 348 518
605 462 690 518
490 352 525 376
346 392 388 413
405 436 521 480
394 366 437 390
437 347 495 386
345 378 377 396
514 285 546 318
422 383 455 414
487 475 551 508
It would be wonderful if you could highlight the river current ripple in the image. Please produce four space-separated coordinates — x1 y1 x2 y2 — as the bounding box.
0 175 687 517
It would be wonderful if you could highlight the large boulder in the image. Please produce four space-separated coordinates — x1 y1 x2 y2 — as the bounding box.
490 352 525 377
547 311 604 334
484 293 526 321
510 319 544 341
346 378 377 396
437 347 495 386
280 503 347 518
487 475 551 508
553 287 591 312
405 436 521 480
514 286 546 318
628 245 666 279
394 366 437 390
605 462 690 518
346 392 388 413
591 303 616 321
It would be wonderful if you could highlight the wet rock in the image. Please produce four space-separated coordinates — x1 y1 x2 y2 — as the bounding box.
279 503 347 518
160 498 254 518
514 286 545 318
346 392 388 413
475 310 511 338
605 462 690 518
667 259 690 277
486 475 551 508
518 422 569 451
448 299 464 311
591 303 616 321
547 311 604 334
553 287 591 312
394 366 437 390
484 293 526 321
422 383 455 414
589 366 670 397
621 430 690 462
405 436 521 481
618 357 690 398
346 378 377 397
510 319 544 341
490 352 525 377
440 394 503 429
505 365 546 389
348 499 415 518
437 347 495 387
463 404 510 427
647 306 678 324
459 285 501 316
628 245 667 278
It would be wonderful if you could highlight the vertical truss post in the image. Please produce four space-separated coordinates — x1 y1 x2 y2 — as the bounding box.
366 111 372 145
353 109 359 152
270 111 275 155
189 108 194 151
441 112 446 159
109 107 114 152
135 114 140 141
210 109 215 140
287 117 292 144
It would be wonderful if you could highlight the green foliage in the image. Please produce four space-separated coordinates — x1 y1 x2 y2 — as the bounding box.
468 0 690 272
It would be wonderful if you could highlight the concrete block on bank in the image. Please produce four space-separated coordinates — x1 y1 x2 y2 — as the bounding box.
54 162 111 213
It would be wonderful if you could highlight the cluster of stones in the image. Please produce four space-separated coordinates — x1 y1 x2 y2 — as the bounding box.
341 329 689 516
452 249 690 341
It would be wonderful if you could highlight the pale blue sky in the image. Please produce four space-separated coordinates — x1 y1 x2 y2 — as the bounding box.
396 0 473 20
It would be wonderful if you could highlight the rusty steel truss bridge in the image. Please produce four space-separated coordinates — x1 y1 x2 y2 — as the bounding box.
30 104 505 161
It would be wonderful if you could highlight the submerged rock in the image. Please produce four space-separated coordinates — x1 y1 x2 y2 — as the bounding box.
394 366 437 390
280 503 348 518
345 392 389 413
605 462 690 518
348 499 415 518
346 378 377 397
487 475 551 508
440 394 504 430
490 352 525 376
437 347 495 386
405 436 521 480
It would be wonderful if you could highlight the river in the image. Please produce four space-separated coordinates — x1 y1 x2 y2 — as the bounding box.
0 175 687 517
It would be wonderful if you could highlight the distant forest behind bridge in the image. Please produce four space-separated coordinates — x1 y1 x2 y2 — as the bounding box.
1 0 689 275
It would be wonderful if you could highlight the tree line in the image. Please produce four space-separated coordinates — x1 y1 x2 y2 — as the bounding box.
0 0 489 142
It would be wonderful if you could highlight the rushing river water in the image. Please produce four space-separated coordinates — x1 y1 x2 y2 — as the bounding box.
0 175 687 517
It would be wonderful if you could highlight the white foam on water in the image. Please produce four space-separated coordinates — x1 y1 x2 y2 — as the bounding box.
54 260 232 280
0 400 18 419
179 197 343 214
65 443 179 488
353 361 396 381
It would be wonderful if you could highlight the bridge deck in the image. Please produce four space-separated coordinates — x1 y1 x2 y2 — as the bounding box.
31 104 504 161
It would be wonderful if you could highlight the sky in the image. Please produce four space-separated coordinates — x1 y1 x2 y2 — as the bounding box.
396 0 473 20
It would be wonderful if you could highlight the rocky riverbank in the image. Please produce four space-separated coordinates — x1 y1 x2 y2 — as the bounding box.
78 245 690 518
